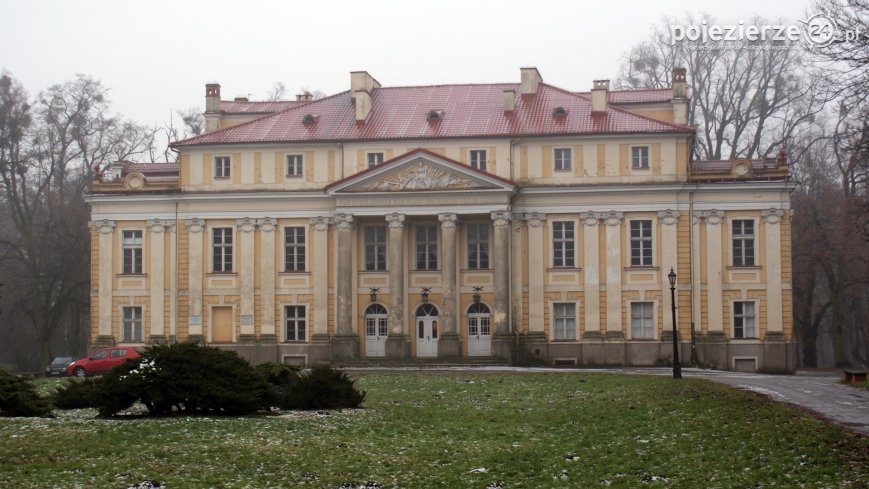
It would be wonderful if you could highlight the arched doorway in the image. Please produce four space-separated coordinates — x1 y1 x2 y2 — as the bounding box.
364 304 388 357
467 303 491 356
415 303 439 357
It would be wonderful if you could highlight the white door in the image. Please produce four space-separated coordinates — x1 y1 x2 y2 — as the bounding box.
365 304 388 357
415 304 439 358
467 303 491 356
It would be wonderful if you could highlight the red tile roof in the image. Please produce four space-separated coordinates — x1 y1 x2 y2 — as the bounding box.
123 162 179 176
219 100 303 114
175 83 692 147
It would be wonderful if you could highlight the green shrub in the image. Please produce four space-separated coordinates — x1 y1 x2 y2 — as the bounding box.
255 362 301 410
286 365 365 410
53 378 102 410
0 369 52 417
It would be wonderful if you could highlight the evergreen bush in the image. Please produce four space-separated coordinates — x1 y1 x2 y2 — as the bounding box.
286 365 365 410
53 378 102 410
0 369 52 417
254 362 301 410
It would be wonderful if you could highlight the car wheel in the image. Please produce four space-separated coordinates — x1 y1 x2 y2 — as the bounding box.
73 367 87 378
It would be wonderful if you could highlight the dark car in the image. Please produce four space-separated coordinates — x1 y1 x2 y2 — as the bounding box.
44 357 74 377
66 347 144 378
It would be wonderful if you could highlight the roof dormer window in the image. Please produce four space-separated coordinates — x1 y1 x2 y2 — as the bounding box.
302 114 319 125
553 106 568 118
427 110 444 122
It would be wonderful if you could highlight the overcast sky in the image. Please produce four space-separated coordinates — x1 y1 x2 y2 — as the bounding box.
1 0 812 133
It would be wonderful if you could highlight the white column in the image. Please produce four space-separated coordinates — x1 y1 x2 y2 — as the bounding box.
148 219 166 340
310 216 330 339
334 214 354 336
385 213 406 336
237 218 256 337
258 218 277 338
763 209 785 335
658 210 679 334
525 213 545 333
491 211 511 334
703 210 725 333
511 216 524 334
186 218 205 336
438 213 458 335
581 212 601 337
96 220 115 338
604 211 624 336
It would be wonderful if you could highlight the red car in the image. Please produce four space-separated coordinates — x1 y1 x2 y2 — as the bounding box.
66 346 144 378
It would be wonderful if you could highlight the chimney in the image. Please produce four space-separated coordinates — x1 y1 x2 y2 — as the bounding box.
205 83 221 133
355 90 372 122
503 90 516 112
296 91 313 101
672 67 688 125
520 67 542 95
233 96 249 102
350 71 381 102
591 79 609 113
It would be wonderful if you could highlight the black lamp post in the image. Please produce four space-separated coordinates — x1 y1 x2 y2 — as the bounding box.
668 268 682 379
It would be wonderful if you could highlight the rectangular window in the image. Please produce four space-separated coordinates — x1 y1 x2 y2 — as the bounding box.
122 306 143 342
212 227 233 272
632 146 650 169
553 303 576 340
364 226 387 271
631 302 654 339
415 224 438 270
552 221 575 268
554 148 572 171
470 149 487 171
630 220 653 266
284 227 306 272
733 301 756 338
467 223 490 269
367 152 384 167
732 220 755 266
285 305 306 341
214 156 230 178
286 154 304 176
122 230 143 274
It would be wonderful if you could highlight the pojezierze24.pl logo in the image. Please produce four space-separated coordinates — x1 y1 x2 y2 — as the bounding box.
670 14 861 49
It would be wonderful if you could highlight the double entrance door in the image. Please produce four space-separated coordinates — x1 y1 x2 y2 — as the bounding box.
415 304 439 357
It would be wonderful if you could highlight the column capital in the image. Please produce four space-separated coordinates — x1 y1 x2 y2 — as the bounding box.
236 217 256 233
148 218 165 233
257 217 277 232
94 219 115 234
185 218 205 233
438 213 457 229
762 208 784 224
657 209 680 225
695 209 725 225
309 216 330 232
603 210 624 226
525 212 546 228
334 213 354 230
385 212 405 229
580 211 600 226
491 211 511 227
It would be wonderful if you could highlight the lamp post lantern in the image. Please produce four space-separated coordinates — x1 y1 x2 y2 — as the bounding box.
668 268 682 379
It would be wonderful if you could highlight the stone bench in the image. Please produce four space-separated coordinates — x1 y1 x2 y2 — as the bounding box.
842 369 868 384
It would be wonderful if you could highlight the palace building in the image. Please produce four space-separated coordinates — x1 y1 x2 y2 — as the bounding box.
87 67 795 372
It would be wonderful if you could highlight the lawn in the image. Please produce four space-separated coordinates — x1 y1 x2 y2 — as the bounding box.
1 372 867 488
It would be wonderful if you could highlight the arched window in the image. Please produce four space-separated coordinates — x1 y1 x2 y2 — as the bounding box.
365 304 387 338
467 303 491 337
415 304 439 317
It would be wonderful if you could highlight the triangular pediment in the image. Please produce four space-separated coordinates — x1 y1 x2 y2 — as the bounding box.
327 149 516 194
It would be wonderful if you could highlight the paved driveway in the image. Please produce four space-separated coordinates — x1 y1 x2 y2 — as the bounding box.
348 366 869 435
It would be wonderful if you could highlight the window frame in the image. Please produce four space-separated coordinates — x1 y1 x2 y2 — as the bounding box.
553 147 573 172
466 222 490 270
552 302 577 340
731 218 756 267
366 152 385 168
551 220 576 268
285 154 304 177
214 156 231 179
121 305 143 343
121 229 144 275
283 226 307 272
631 145 650 170
469 149 487 171
211 227 234 273
284 305 307 342
364 225 387 272
732 300 758 339
415 224 439 270
629 219 654 267
629 301 656 339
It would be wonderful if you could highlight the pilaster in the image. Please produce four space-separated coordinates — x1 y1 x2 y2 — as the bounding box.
148 218 166 342
525 212 546 334
604 211 624 337
258 217 277 340
699 210 724 333
186 218 205 336
763 209 784 336
581 212 601 339
309 216 330 341
236 218 256 337
96 219 115 337
657 209 679 334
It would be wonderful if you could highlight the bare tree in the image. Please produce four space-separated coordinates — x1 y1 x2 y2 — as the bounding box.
266 82 287 101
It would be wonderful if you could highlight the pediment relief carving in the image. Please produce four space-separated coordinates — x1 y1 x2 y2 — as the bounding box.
339 157 502 193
